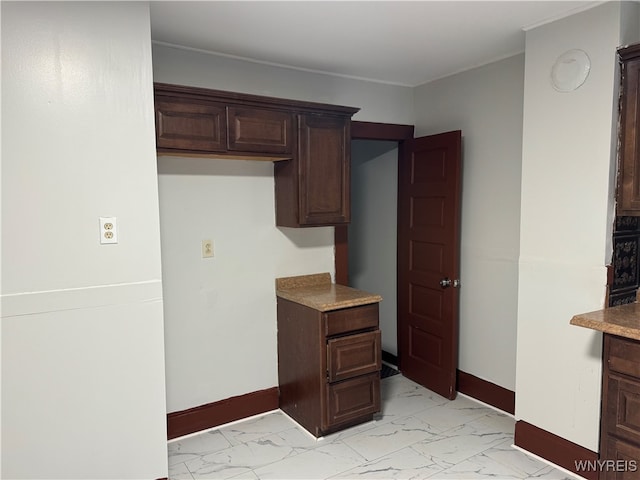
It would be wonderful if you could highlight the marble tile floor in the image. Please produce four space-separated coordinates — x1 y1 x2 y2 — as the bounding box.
168 375 579 480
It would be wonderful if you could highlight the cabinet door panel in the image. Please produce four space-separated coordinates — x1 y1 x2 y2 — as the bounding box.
228 107 293 154
618 53 640 215
325 373 380 429
297 115 350 225
155 100 226 152
601 436 640 480
327 330 381 382
606 374 640 446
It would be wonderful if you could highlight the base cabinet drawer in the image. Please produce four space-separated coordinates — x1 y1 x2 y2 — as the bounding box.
327 330 381 382
325 303 378 336
609 336 640 378
325 373 380 430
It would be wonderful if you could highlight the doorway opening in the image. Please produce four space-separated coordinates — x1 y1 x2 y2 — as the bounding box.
335 121 413 369
349 139 400 368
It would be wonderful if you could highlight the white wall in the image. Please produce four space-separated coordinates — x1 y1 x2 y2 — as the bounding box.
349 141 399 356
1 3 168 478
412 54 525 391
152 44 414 412
152 43 415 124
158 158 335 411
516 2 638 451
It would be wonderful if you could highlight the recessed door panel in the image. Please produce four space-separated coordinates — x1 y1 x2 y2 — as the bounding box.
409 326 442 368
412 150 446 183
410 241 444 274
410 197 445 228
409 284 443 323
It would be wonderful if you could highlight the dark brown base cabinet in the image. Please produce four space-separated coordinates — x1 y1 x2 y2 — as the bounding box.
600 334 640 479
277 299 381 437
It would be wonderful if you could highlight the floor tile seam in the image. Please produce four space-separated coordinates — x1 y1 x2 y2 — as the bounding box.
421 452 528 480
468 411 517 431
168 441 235 464
168 461 195 480
354 440 431 466
344 430 458 470
180 440 285 479
382 411 442 431
396 402 450 419
509 443 580 479
217 424 301 451
405 441 454 469
338 438 371 466
527 460 577 478
324 450 448 480
399 417 455 438
407 441 480 473
473 447 535 479
316 439 372 479
424 419 487 437
319 422 380 444
250 440 368 480
218 438 366 479
218 422 298 447
183 437 313 477
406 433 516 472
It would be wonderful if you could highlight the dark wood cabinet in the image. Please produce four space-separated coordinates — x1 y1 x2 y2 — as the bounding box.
227 106 293 154
297 114 350 226
153 83 358 227
277 298 381 437
600 334 640 478
155 99 226 152
274 114 351 227
617 45 640 216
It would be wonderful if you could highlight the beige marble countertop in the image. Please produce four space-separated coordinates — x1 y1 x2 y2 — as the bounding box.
276 272 382 312
570 302 640 341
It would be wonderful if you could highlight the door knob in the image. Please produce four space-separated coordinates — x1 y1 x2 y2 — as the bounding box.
439 278 461 289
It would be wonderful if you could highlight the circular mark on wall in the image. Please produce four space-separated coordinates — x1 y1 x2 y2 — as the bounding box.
550 49 591 92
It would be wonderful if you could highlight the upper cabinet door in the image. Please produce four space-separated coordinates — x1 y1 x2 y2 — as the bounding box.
227 107 293 154
618 45 640 216
297 114 351 226
155 100 226 152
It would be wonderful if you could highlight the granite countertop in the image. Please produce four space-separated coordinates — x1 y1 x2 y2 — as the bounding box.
276 272 382 312
570 302 640 341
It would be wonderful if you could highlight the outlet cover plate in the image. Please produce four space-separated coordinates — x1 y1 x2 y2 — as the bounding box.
100 217 118 244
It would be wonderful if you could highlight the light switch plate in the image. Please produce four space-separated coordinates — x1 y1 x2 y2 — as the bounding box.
202 239 213 258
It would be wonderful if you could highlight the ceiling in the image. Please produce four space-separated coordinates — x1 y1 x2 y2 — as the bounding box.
149 1 601 87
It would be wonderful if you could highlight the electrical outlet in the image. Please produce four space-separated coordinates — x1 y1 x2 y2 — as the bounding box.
100 217 118 244
202 239 213 258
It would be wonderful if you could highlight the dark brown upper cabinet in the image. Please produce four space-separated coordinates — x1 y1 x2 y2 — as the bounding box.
155 99 227 152
274 114 352 227
153 83 359 227
227 106 293 154
618 44 640 216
